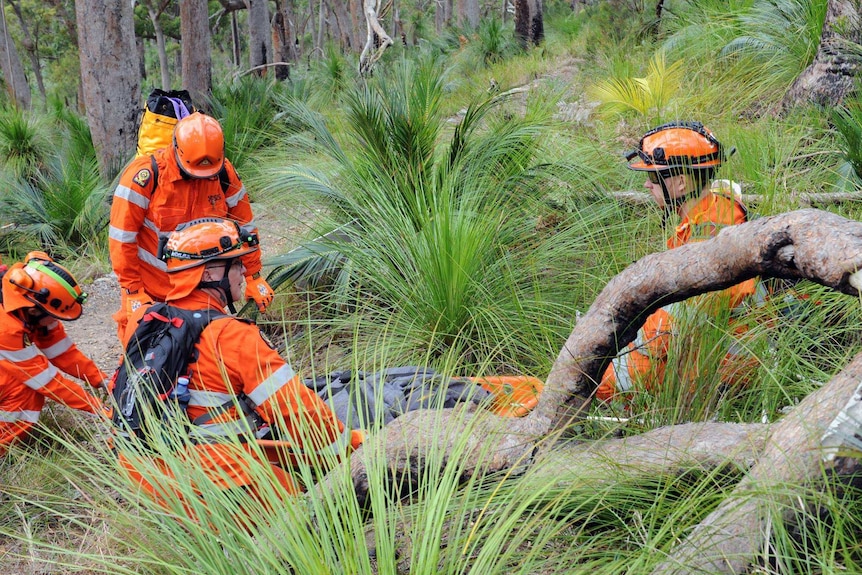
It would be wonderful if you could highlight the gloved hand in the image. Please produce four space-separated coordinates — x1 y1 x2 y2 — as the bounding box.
122 289 152 318
245 274 274 313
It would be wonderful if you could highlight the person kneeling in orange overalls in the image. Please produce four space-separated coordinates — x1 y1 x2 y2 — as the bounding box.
114 218 361 517
597 122 761 404
0 252 106 455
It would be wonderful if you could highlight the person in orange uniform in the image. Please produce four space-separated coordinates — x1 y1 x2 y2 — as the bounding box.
0 252 106 455
108 111 274 339
597 121 758 402
116 218 360 513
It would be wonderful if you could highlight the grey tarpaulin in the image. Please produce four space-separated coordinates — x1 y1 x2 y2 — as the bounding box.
302 366 492 429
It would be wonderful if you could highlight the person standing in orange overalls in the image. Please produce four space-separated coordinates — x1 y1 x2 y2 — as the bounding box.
108 112 274 340
115 218 361 514
597 122 759 402
0 252 106 455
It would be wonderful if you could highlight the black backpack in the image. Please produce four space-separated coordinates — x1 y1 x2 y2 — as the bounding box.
110 303 224 444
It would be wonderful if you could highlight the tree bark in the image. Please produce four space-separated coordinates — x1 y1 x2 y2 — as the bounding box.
359 0 393 76
7 0 45 105
435 0 452 32
0 1 30 110
145 0 172 90
324 0 355 51
75 0 140 178
339 209 862 571
458 0 480 29
651 358 862 574
180 0 212 103
783 0 862 109
513 0 543 47
247 0 274 76
272 0 298 79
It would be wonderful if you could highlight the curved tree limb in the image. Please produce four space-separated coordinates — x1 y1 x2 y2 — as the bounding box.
341 209 862 569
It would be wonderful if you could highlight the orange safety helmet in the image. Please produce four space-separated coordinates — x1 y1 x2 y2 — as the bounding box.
172 112 225 178
161 218 259 301
626 121 729 173
1 251 87 320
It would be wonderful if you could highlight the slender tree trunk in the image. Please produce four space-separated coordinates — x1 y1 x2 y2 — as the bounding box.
316 0 325 54
7 0 44 105
247 0 273 75
272 0 297 79
231 11 242 67
75 0 140 178
180 0 212 102
514 0 543 46
323 0 353 50
349 0 363 53
458 0 479 29
0 1 30 110
147 4 172 89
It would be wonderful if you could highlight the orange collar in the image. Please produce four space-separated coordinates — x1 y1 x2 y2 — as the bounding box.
669 192 745 249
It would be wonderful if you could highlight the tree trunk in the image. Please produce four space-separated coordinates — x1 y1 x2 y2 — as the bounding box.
272 0 297 79
7 0 45 105
783 0 862 109
247 0 273 75
0 2 30 110
146 2 172 90
324 0 355 51
231 11 242 67
458 0 480 29
180 0 212 103
349 0 364 53
435 0 452 32
513 0 543 46
75 0 140 178
337 209 862 572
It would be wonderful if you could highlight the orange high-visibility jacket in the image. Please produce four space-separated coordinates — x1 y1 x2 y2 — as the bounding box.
598 192 757 401
0 306 105 454
119 290 353 501
108 148 262 302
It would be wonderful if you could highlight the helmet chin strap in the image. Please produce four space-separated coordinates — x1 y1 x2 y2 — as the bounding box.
198 260 238 313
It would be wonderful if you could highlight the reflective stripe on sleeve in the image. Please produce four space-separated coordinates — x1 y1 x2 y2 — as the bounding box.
0 346 39 362
114 185 150 210
25 364 59 390
38 337 73 360
138 247 167 271
0 409 40 423
225 185 247 208
109 226 138 243
246 364 296 407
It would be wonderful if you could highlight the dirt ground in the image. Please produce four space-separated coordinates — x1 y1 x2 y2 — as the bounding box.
63 200 309 374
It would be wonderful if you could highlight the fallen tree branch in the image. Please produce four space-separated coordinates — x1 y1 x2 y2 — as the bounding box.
609 190 862 207
338 209 862 570
650 354 862 574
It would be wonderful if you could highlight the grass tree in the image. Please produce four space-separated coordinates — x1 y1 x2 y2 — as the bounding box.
257 54 623 374
0 105 109 259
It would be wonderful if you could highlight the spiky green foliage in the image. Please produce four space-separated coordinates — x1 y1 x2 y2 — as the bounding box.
0 106 108 257
830 91 862 191
256 55 627 372
720 0 827 90
207 75 290 180
587 50 684 123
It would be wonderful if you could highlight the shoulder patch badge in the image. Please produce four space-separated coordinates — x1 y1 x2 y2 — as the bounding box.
132 168 152 188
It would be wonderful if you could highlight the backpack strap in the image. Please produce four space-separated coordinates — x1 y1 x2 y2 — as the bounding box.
218 165 231 195
149 155 160 195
